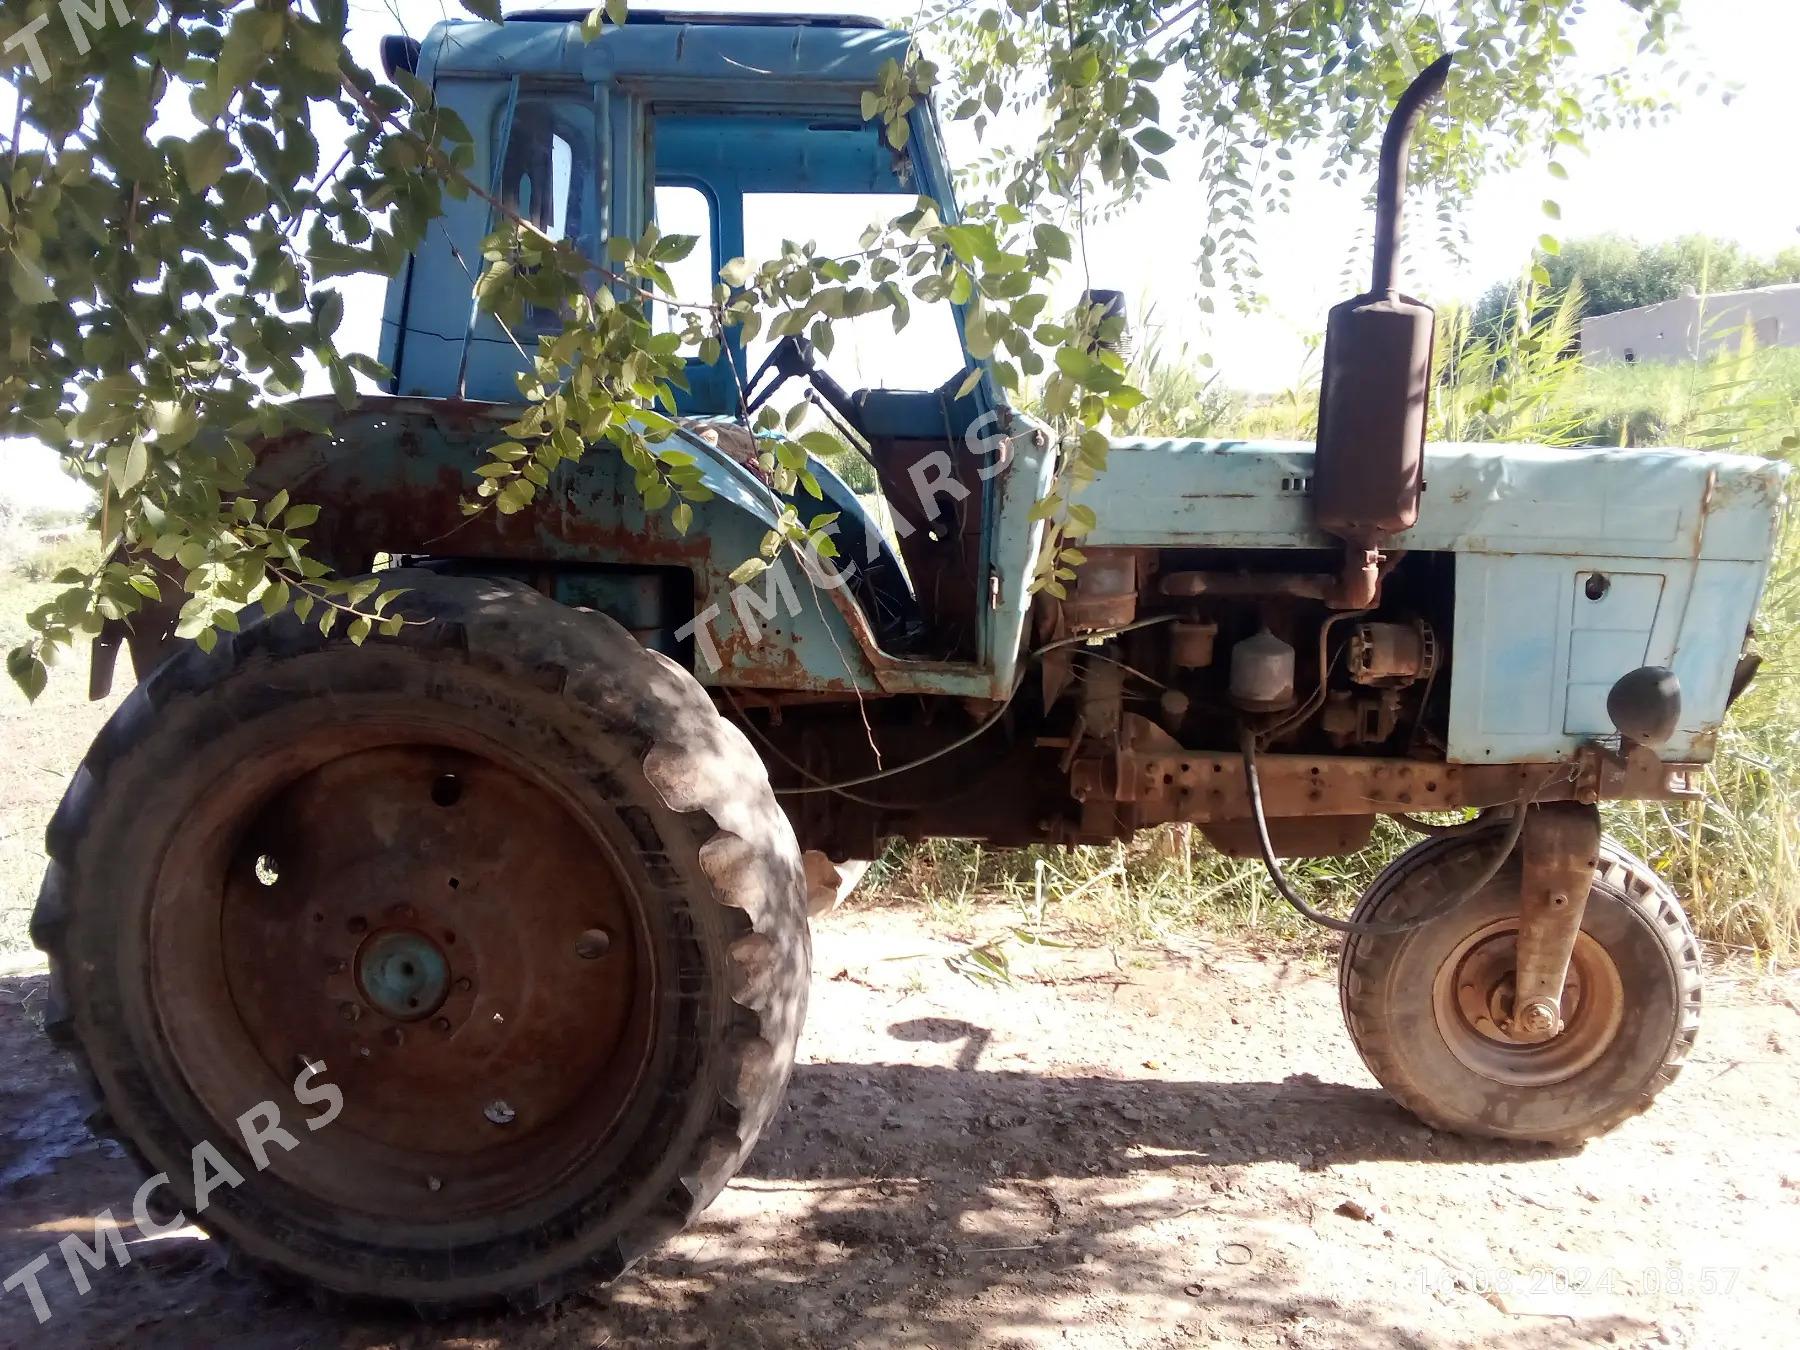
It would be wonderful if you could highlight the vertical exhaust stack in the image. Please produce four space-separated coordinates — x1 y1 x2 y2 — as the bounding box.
1312 54 1454 609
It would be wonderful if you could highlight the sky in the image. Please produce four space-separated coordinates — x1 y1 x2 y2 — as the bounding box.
3 0 1797 510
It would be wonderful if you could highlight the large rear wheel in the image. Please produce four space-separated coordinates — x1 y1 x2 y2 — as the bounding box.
33 572 809 1311
1339 830 1701 1145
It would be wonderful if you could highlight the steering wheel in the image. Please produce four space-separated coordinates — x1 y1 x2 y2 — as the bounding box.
744 334 860 430
744 334 819 409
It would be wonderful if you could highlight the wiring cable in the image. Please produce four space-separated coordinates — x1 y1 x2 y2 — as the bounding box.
771 615 1179 796
723 685 926 810
1239 724 1539 936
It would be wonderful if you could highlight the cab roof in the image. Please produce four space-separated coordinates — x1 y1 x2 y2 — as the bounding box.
505 8 886 28
418 9 907 87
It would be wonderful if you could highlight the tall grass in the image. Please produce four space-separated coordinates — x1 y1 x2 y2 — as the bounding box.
1595 340 1800 959
869 290 1800 962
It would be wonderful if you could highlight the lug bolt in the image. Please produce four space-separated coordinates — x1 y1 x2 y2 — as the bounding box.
338 1002 362 1023
432 1017 452 1034
383 1027 405 1048
426 1176 443 1193
484 1099 517 1126
323 958 346 976
1515 999 1559 1038
575 928 612 960
455 977 473 993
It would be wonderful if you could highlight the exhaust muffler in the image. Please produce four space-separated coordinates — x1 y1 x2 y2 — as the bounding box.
1312 54 1453 608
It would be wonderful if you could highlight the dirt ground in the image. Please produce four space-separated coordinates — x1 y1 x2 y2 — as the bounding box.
3 905 1798 1349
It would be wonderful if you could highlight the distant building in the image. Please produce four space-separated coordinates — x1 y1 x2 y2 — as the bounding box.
1580 283 1800 365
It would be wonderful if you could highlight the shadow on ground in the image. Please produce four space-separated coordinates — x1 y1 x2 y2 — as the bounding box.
0 969 1620 1349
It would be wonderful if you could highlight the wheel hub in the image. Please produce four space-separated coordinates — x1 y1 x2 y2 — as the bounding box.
1432 919 1625 1088
355 929 451 1022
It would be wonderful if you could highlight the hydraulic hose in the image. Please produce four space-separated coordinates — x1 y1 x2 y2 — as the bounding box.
1238 725 1528 937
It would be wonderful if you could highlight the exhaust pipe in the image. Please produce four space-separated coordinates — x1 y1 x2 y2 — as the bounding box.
1312 54 1453 608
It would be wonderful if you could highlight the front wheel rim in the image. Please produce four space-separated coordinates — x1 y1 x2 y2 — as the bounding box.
1431 918 1625 1088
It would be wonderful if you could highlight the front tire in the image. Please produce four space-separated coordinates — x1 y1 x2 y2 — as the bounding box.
1339 831 1701 1145
32 571 809 1311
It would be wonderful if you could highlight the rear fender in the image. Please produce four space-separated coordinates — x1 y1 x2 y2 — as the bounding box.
212 396 1008 698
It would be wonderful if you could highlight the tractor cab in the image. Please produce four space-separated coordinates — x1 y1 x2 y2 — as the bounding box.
378 9 1003 661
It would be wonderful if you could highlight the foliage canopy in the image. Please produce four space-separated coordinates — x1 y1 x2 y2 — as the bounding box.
0 0 1683 695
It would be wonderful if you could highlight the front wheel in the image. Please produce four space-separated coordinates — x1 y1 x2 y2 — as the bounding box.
1339 831 1701 1145
33 572 810 1312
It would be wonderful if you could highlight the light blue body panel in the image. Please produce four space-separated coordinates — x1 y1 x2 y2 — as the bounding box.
1086 439 1788 763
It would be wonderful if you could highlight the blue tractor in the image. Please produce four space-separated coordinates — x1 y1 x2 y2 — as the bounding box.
34 10 1785 1312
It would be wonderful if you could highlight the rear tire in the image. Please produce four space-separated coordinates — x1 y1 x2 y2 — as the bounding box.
1339 831 1701 1145
32 571 809 1311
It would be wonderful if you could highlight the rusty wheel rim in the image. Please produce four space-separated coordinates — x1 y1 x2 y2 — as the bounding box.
1431 918 1624 1088
147 719 658 1224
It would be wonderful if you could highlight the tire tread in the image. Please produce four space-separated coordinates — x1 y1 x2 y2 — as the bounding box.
31 571 807 1312
1337 832 1702 1146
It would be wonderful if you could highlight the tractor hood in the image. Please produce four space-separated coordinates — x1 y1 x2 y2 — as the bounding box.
1080 438 1786 565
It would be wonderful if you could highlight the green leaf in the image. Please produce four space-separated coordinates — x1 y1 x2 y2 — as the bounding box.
672 501 693 534
650 233 698 264
217 9 275 93
607 0 628 24
314 289 344 339
461 0 503 19
728 558 769 585
105 434 149 493
8 257 54 305
797 430 842 459
182 129 233 191
1134 127 1177 155
719 257 754 288
1032 223 1072 262
7 647 47 703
